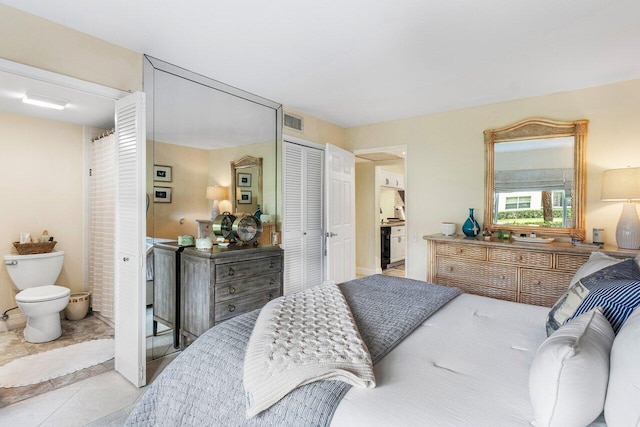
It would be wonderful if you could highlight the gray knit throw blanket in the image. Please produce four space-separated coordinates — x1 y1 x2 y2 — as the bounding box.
125 275 461 426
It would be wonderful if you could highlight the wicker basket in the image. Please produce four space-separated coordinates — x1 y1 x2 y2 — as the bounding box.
12 241 57 255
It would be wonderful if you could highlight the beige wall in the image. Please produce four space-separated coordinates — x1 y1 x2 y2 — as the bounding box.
0 112 85 316
355 163 376 273
150 141 210 239
0 4 142 92
346 79 640 281
283 107 347 149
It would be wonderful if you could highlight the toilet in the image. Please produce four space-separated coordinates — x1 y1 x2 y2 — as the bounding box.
3 251 70 343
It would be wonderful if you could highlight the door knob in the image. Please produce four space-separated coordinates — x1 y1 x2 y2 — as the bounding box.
123 257 129 262
325 232 338 237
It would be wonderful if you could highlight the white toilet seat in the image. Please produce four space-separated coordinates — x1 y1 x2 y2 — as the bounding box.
16 285 70 303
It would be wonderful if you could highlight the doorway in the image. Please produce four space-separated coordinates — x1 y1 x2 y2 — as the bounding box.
353 146 407 278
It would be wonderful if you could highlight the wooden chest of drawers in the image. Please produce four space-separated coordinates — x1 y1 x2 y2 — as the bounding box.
180 245 283 346
425 235 636 307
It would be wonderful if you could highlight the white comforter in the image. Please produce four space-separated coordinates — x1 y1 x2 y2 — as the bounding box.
332 293 606 426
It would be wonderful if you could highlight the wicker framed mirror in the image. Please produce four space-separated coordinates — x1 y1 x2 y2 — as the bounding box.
484 118 588 239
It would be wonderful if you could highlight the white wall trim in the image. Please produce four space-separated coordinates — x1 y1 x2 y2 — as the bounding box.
0 58 128 101
0 312 26 333
283 134 325 151
356 266 379 277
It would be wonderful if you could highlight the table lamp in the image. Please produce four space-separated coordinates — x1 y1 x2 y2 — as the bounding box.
601 167 640 249
206 185 228 218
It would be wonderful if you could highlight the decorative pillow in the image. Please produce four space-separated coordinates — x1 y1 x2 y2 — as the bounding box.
605 306 640 426
546 258 640 336
530 308 614 427
569 252 622 287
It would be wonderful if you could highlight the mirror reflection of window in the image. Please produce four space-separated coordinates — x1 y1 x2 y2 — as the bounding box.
493 137 574 228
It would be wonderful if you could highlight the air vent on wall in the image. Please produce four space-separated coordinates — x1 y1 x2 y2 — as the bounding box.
284 113 304 132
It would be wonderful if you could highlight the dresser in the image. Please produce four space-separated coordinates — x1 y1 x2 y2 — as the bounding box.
180 244 283 346
152 241 192 348
424 234 637 307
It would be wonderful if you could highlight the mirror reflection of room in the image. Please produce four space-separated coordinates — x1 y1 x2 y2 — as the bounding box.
144 58 279 360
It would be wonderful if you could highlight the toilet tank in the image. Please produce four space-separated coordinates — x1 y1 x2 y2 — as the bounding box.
3 251 64 290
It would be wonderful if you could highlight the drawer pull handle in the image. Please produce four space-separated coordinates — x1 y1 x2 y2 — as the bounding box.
501 275 506 280
448 267 454 272
228 286 236 294
519 256 524 261
269 260 275 268
533 280 541 286
228 267 235 276
457 249 463 255
228 305 236 313
268 293 274 301
270 277 275 285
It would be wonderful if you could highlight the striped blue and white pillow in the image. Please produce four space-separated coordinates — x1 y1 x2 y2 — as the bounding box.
547 258 640 335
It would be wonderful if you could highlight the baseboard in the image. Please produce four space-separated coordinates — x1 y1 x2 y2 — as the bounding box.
356 266 379 276
0 312 26 332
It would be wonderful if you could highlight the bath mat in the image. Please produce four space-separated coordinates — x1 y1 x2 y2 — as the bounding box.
0 338 114 387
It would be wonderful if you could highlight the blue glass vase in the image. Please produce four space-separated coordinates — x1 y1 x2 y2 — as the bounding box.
462 208 480 237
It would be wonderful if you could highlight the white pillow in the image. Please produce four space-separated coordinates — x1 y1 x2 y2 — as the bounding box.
569 252 622 287
529 308 614 427
635 252 640 270
605 306 640 426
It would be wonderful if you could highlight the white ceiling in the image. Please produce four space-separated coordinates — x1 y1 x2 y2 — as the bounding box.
2 0 640 128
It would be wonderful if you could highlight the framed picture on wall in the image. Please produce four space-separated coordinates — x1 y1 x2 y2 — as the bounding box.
237 172 252 187
154 186 172 203
154 165 172 182
238 190 252 204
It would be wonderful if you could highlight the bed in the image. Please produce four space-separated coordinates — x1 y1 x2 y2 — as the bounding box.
126 253 640 427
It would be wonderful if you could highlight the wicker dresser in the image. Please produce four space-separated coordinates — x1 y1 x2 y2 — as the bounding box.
180 244 283 346
424 234 637 307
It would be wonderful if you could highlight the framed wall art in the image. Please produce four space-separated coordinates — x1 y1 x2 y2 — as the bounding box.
154 186 172 203
237 172 252 187
154 165 172 182
238 190 252 204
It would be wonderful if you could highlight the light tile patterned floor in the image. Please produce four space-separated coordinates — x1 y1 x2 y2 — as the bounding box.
0 314 114 407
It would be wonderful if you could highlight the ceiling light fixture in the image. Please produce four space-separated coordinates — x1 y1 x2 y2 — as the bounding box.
22 93 68 110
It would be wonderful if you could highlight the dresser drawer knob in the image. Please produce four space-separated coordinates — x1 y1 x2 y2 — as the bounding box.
519 255 524 261
457 249 463 255
228 286 236 294
228 267 235 276
228 305 236 313
270 277 275 285
448 267 454 272
268 293 274 301
501 275 506 280
269 260 275 268
533 280 541 286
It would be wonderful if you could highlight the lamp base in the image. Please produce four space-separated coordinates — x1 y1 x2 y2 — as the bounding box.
211 200 220 219
616 203 640 250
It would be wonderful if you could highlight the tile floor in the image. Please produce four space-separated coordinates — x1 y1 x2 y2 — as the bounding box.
0 314 114 407
0 354 177 426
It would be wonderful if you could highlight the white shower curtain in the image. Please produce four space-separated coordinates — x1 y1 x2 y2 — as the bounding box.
89 133 116 319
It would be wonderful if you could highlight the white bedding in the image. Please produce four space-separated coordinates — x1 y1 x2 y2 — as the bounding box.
332 293 607 427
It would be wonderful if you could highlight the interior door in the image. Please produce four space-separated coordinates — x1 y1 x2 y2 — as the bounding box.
282 140 324 295
325 144 355 283
114 91 147 387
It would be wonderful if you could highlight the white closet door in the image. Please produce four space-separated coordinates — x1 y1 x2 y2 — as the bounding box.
282 141 324 295
114 92 146 387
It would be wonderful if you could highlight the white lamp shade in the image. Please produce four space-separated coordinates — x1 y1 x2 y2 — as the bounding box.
206 185 228 200
601 167 640 201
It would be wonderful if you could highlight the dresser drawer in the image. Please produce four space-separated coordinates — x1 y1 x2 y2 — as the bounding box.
437 278 517 302
215 273 281 302
520 293 561 308
436 258 517 290
520 269 573 297
215 256 282 283
436 243 486 261
556 254 590 272
214 288 280 323
489 248 552 268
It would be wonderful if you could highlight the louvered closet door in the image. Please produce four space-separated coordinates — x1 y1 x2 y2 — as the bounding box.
282 141 324 295
114 92 146 387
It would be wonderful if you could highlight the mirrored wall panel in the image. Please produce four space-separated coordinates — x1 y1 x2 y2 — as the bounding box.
144 56 282 359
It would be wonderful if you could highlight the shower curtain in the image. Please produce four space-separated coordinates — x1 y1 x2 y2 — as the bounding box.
89 132 116 319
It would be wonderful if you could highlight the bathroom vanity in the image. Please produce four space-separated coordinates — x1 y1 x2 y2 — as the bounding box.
180 244 283 346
